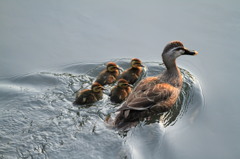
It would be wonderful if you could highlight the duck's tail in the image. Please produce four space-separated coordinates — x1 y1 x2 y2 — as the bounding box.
104 115 115 129
104 111 139 131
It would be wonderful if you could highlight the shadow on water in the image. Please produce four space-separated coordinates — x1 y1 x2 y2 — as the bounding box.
0 59 204 159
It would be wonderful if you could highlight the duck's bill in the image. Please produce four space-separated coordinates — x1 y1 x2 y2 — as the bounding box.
183 48 198 55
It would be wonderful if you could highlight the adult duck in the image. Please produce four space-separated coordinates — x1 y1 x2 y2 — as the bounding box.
108 41 198 130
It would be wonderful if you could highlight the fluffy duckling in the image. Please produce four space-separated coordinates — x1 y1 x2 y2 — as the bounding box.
119 58 144 85
73 82 104 105
107 41 198 130
110 79 132 103
95 62 120 86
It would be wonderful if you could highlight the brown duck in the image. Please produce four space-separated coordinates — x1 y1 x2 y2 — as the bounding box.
118 58 144 85
95 62 120 86
107 41 198 130
73 82 104 105
110 79 132 103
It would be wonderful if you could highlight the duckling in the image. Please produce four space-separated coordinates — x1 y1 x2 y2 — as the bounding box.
110 79 132 103
73 82 104 105
107 41 198 130
95 62 120 86
119 58 144 85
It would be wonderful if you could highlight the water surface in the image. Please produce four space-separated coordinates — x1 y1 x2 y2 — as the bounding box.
0 59 203 158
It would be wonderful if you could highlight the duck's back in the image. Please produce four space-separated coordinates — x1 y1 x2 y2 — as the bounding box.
114 74 182 129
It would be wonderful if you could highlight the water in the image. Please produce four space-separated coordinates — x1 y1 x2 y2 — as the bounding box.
1 0 240 159
0 59 203 159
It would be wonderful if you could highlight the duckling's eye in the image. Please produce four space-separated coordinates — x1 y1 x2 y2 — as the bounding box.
108 66 116 71
120 83 127 87
96 87 103 91
132 62 141 66
132 61 137 64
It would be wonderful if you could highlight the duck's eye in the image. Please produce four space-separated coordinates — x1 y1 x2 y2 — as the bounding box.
175 48 183 51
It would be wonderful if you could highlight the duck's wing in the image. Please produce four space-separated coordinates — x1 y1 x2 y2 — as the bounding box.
118 82 176 111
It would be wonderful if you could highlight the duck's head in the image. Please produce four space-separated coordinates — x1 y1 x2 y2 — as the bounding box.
162 41 198 68
106 62 120 72
91 82 105 92
131 58 144 68
117 79 133 88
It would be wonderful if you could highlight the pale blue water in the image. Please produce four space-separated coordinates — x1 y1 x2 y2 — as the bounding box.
1 0 240 159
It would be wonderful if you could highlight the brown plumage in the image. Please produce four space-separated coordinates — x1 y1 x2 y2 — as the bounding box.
118 58 144 85
73 82 104 105
106 41 198 130
110 79 132 103
95 62 120 86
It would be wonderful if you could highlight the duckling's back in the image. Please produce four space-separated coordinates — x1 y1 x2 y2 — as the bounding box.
95 70 119 85
120 67 142 85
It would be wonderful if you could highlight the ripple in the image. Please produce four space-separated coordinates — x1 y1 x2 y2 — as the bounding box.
0 58 204 158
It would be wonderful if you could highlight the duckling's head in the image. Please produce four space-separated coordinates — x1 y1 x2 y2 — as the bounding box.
117 79 132 88
91 82 105 92
106 62 120 72
162 41 198 69
131 58 144 68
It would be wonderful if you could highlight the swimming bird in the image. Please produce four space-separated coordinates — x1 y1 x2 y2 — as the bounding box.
110 79 132 103
95 62 120 86
73 82 105 105
118 58 144 85
107 41 198 130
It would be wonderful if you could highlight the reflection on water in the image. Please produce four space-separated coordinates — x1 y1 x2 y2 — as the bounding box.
0 59 203 159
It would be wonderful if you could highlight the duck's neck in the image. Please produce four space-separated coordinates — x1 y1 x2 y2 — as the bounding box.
162 58 182 87
164 59 179 74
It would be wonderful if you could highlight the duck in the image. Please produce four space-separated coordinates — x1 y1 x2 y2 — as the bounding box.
110 79 132 103
118 58 144 85
107 41 198 130
73 82 105 105
95 62 120 86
